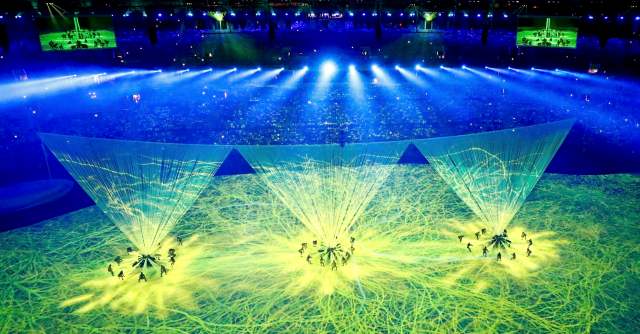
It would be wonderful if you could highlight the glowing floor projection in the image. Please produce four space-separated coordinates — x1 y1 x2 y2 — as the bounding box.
0 126 638 332
1 166 638 332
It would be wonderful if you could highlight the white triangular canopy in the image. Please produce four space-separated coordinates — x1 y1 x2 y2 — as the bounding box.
413 119 574 234
236 141 409 244
40 133 232 253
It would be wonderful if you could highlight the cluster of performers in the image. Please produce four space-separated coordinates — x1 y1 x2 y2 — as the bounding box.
458 228 534 261
520 29 573 47
47 30 111 50
107 236 183 282
298 236 356 271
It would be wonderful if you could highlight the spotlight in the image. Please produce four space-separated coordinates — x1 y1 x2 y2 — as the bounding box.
531 67 535 71
484 66 489 69
461 64 467 69
348 64 356 72
257 67 262 71
503 13 509 18
321 61 338 75
187 11 193 17
636 16 640 21
415 64 421 70
232 67 237 72
588 15 594 20
439 65 444 69
371 64 380 71
302 66 309 71
394 65 400 70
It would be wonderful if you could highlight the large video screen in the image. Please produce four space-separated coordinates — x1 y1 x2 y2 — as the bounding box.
38 16 117 51
516 17 578 48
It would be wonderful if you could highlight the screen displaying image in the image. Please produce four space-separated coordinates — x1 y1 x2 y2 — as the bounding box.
38 16 117 51
516 17 578 48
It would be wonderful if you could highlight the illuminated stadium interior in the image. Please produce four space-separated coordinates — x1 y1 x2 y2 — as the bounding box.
0 1 639 333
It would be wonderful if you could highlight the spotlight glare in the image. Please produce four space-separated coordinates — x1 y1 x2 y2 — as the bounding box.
415 64 421 70
348 64 356 72
320 61 338 75
394 65 400 70
302 66 309 71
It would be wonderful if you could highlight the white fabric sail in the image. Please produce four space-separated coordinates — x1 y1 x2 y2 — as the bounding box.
413 119 574 234
40 133 232 253
236 141 410 245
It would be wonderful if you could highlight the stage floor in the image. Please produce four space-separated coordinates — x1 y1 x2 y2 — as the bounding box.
1 166 638 333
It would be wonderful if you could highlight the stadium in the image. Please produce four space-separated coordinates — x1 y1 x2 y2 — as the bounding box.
0 0 639 332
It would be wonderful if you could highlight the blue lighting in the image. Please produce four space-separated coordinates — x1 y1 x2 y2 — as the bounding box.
371 64 380 71
588 15 594 20
302 66 309 71
187 11 193 17
157 13 162 18
349 12 354 17
636 16 640 21
348 64 356 72
619 16 624 20
395 65 401 70
464 13 469 18
503 13 509 18
415 64 421 70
